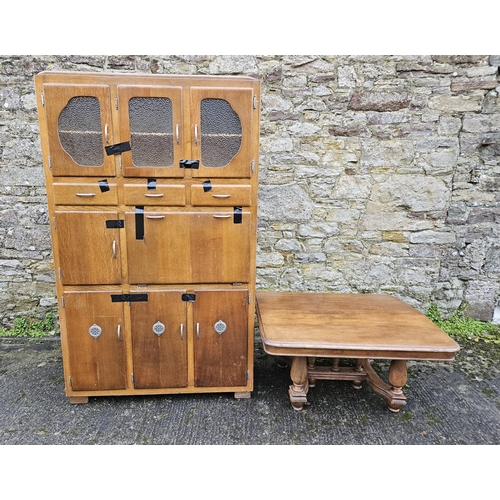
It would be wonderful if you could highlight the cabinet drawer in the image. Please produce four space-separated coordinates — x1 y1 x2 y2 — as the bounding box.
53 182 118 205
191 184 252 207
124 183 186 206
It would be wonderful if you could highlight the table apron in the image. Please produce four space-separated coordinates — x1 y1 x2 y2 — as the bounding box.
261 344 456 361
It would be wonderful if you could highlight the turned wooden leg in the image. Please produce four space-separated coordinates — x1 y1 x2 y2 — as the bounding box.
352 359 364 390
288 357 309 411
307 357 316 387
331 357 340 372
387 359 407 412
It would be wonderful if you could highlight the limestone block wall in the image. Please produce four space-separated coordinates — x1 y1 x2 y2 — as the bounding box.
0 55 499 326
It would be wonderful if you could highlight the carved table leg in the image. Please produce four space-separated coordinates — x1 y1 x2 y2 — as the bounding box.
362 359 407 412
288 357 309 411
387 359 407 412
352 359 364 390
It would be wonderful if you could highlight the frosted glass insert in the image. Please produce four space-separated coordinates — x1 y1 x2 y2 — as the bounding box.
129 97 174 167
200 98 242 167
58 97 104 166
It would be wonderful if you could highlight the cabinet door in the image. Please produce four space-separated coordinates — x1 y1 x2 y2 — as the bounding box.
190 87 254 178
118 86 184 178
64 291 127 391
130 291 188 389
55 211 122 285
42 84 115 177
125 210 250 284
193 290 248 387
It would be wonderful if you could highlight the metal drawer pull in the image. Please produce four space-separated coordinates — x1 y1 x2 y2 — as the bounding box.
104 123 109 144
180 324 184 340
196 323 200 339
144 193 164 197
117 324 121 340
194 124 198 145
75 193 96 197
112 240 117 259
212 194 231 198
176 124 179 144
146 215 165 219
213 214 231 219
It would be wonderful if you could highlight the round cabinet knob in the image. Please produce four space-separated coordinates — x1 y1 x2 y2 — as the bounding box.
152 321 166 336
88 324 102 339
214 320 227 335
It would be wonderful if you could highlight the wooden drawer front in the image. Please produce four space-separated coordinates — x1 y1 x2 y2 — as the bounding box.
191 184 251 207
124 184 186 206
53 182 118 205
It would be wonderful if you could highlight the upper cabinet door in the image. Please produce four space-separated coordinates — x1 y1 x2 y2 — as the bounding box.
190 87 254 178
42 84 115 177
118 86 184 178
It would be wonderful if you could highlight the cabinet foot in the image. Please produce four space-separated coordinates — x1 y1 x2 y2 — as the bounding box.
234 391 251 399
69 396 89 404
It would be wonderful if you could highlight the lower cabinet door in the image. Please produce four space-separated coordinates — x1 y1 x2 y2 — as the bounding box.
130 291 188 389
64 291 127 391
193 289 248 387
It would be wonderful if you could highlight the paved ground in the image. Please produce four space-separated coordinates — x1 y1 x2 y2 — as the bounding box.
1 333 500 445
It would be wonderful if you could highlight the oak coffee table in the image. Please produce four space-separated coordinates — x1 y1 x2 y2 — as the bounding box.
256 292 460 412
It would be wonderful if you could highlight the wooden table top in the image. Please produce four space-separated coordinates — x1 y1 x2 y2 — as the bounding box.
256 292 460 360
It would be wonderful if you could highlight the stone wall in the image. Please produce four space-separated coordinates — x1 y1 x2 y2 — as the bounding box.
0 55 499 326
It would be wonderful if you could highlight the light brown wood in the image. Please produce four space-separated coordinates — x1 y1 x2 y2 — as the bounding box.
130 291 188 389
42 83 115 177
117 85 184 178
55 210 122 285
190 184 252 207
125 210 251 284
190 87 254 179
123 182 186 206
193 289 249 387
256 292 460 412
53 182 119 205
64 291 127 391
35 72 260 403
257 292 459 360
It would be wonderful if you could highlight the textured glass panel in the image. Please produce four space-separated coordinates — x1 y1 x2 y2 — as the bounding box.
200 98 242 167
129 97 173 166
58 96 104 166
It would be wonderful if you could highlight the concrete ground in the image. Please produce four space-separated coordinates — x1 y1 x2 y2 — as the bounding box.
1 332 500 445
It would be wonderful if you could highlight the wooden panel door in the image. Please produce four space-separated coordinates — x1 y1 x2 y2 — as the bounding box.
55 211 122 285
118 85 184 178
130 291 188 389
190 87 254 178
42 84 115 177
193 290 249 387
64 291 127 391
125 210 251 284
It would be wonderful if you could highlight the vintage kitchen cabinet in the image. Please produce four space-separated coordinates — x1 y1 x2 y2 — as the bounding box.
35 71 260 403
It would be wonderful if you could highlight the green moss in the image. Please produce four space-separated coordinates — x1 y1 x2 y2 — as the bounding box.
427 304 500 345
0 312 57 338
